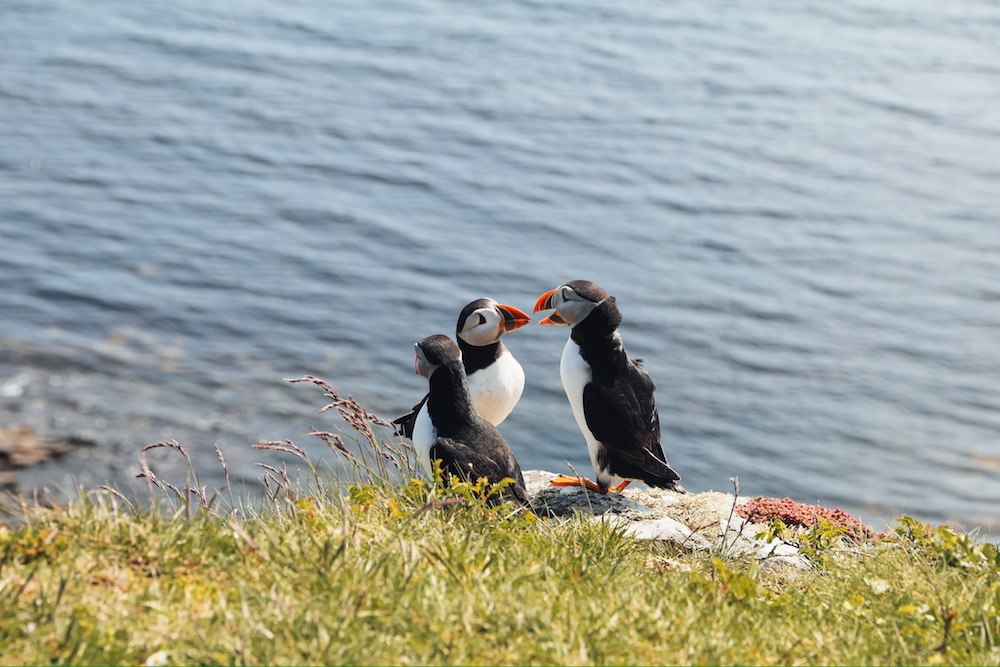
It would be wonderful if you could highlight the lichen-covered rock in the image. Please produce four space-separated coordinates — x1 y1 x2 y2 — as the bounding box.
737 495 878 540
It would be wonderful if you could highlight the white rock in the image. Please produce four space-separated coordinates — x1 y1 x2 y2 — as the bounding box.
622 517 709 549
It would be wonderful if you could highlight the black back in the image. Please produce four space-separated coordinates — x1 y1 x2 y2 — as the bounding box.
571 292 683 492
419 335 529 506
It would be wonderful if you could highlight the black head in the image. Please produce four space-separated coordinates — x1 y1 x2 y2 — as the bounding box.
534 279 621 331
564 280 611 304
414 334 462 379
455 298 531 347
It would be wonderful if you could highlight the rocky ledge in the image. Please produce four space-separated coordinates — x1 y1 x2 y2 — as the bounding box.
523 470 880 571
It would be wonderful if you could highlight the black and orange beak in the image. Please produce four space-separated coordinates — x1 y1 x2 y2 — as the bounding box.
533 288 567 326
496 304 532 332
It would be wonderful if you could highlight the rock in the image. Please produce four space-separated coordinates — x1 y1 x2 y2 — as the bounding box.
523 470 812 569
0 427 96 492
0 427 90 468
530 484 656 519
736 495 879 541
758 555 813 572
621 517 712 551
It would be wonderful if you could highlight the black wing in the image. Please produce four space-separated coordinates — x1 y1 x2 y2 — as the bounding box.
391 394 429 438
582 359 682 489
430 435 529 506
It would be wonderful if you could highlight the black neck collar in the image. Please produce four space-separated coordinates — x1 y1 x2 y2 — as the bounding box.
457 338 504 375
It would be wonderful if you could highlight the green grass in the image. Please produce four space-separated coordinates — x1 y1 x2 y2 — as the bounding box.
1 379 997 665
2 473 998 666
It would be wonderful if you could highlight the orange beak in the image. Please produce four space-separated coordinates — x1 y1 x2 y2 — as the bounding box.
533 288 567 326
496 304 532 332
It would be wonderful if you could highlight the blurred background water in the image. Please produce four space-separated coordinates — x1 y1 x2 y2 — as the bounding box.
1 0 998 534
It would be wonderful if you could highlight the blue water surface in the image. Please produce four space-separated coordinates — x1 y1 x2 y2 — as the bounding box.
1 0 998 533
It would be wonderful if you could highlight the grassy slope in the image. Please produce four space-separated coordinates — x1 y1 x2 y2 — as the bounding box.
2 381 997 666
1 475 998 667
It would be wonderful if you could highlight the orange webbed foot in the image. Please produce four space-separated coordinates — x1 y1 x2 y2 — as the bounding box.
550 475 608 494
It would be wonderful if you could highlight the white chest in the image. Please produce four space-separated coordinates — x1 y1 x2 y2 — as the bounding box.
560 337 603 465
468 349 525 426
411 406 436 476
560 336 591 414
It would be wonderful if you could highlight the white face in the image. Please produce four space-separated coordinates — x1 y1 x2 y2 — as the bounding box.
457 305 505 347
414 344 438 379
551 285 600 327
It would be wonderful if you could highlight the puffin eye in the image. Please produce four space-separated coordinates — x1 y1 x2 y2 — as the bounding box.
477 314 487 325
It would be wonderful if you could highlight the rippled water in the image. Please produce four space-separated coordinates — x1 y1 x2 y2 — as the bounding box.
2 0 998 534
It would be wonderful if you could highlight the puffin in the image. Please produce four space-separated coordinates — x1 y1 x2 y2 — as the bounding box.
410 334 530 506
533 280 685 494
393 298 531 437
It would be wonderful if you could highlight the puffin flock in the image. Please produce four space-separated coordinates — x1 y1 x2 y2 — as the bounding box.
394 280 686 508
